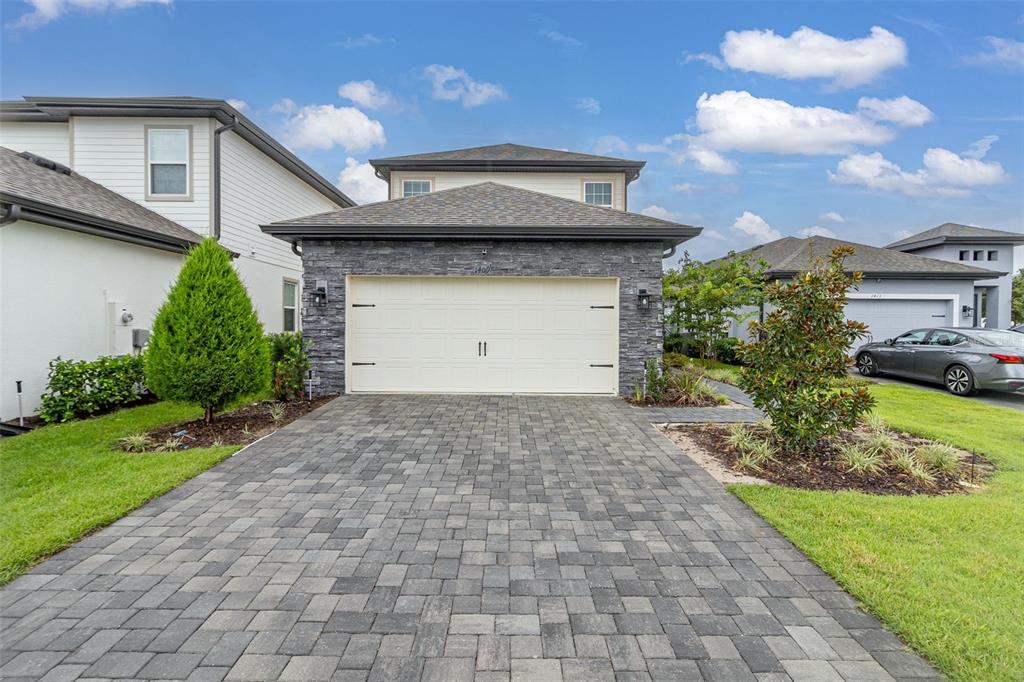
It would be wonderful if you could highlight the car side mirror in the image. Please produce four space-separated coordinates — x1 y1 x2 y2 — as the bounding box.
884 338 894 346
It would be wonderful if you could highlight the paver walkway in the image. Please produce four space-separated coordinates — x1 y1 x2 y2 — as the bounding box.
0 396 939 681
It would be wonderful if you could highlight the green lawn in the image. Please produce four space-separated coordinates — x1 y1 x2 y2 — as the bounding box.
731 384 1024 682
0 402 238 585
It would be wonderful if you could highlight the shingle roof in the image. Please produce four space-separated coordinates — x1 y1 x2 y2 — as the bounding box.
263 181 700 247
369 143 645 181
725 235 1003 280
0 146 202 251
886 222 1024 250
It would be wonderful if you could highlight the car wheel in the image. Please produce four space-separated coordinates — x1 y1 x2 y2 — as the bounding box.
944 365 977 396
856 352 879 376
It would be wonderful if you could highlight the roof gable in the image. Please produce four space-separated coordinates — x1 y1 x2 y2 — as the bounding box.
886 222 1024 250
727 235 1003 280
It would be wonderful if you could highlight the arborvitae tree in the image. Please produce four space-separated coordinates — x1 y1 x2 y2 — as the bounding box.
146 238 269 423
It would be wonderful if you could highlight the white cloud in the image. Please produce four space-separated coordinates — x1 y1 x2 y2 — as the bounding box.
541 30 583 48
335 157 388 205
732 211 781 244
11 0 170 28
685 145 739 175
720 26 907 88
672 182 739 194
594 135 630 155
338 80 395 110
280 104 385 152
966 37 1024 69
335 33 393 49
800 226 837 238
819 211 845 223
682 52 726 70
570 97 601 115
639 205 679 221
963 134 999 160
423 64 506 107
271 98 297 114
226 99 249 113
829 143 1009 197
694 91 895 155
857 96 933 127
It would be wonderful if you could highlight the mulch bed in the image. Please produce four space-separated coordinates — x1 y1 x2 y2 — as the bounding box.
628 395 736 408
146 395 337 449
677 423 992 496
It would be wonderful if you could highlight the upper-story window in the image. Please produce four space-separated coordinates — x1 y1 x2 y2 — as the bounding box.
402 179 432 197
987 250 998 261
958 250 970 261
973 250 984 261
583 181 613 207
146 127 191 199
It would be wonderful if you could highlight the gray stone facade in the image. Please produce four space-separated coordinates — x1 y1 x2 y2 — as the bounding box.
300 239 664 395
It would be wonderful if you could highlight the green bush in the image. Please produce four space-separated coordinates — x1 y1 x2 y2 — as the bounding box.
737 246 875 453
145 238 269 423
268 332 310 401
39 354 146 423
713 337 742 365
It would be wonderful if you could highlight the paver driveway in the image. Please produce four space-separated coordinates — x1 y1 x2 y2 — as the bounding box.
0 396 939 681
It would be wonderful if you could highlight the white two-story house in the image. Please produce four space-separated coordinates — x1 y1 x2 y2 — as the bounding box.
0 96 353 421
261 143 699 397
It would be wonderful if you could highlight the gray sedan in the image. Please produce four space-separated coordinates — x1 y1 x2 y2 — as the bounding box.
855 328 1024 396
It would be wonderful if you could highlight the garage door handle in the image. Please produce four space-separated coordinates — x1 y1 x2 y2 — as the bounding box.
590 364 614 368
352 303 375 308
483 342 487 356
478 342 481 357
352 362 375 366
590 305 615 309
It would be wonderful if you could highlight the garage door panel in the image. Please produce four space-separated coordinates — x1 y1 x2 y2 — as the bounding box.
846 298 951 345
346 276 618 394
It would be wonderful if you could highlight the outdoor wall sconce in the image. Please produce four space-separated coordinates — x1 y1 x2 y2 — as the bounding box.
312 279 328 306
636 288 652 312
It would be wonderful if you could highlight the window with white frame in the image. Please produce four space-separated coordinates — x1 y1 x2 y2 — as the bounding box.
584 181 613 207
283 280 298 332
402 179 432 197
146 128 191 198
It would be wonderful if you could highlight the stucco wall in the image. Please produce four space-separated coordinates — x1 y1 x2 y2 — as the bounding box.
903 243 1014 327
300 240 664 395
0 221 184 420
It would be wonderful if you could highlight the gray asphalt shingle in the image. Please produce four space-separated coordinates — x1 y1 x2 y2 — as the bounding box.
371 142 640 165
886 222 1024 249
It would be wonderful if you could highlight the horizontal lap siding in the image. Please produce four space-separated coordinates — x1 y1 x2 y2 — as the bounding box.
301 240 663 396
0 122 71 166
390 171 627 209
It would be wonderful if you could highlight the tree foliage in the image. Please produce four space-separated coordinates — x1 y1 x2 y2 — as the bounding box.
145 239 269 423
736 246 875 453
268 332 310 402
1012 267 1024 325
662 252 766 359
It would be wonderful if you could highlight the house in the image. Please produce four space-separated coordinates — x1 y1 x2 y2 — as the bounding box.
262 144 700 396
719 235 1006 344
0 96 353 420
886 223 1024 328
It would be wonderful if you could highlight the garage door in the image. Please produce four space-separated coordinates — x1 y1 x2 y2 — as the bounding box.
345 276 619 394
845 297 951 344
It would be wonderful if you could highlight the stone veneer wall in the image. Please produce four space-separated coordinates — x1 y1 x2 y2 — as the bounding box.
300 239 664 395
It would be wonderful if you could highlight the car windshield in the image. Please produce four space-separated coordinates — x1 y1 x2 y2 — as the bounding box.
967 330 1024 348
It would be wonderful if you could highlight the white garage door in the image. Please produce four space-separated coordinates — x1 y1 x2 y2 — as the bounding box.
346 276 619 394
846 297 952 344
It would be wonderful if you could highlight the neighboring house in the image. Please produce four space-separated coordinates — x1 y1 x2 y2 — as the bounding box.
719 236 1005 344
263 144 699 396
0 96 353 420
886 223 1024 329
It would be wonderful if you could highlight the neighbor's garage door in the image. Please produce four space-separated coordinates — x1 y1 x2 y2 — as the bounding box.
346 276 619 394
846 297 951 344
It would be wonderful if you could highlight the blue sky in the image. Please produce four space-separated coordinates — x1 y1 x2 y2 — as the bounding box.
2 0 1022 263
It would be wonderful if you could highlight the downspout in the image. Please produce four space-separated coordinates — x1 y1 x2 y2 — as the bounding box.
291 240 302 257
0 203 22 226
212 116 239 239
662 244 677 260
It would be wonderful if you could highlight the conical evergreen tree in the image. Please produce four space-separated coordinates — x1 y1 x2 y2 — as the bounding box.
146 238 269 423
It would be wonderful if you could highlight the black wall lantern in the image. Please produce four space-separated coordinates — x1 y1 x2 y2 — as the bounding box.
312 279 328 306
636 288 652 312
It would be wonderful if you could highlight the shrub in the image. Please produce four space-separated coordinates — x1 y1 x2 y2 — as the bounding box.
713 337 742 365
145 239 269 423
663 333 694 355
836 443 884 475
268 332 310 401
915 443 960 475
737 246 875 453
860 431 903 460
726 423 758 453
118 433 153 453
738 439 777 473
269 402 286 422
39 354 146 423
663 352 689 368
643 358 670 402
668 371 726 405
861 412 888 435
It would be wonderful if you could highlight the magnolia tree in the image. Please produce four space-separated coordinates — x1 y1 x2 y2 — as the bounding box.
737 246 875 453
146 239 269 423
663 252 766 359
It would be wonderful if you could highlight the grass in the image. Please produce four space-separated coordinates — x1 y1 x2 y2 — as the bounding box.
730 384 1024 682
0 402 238 585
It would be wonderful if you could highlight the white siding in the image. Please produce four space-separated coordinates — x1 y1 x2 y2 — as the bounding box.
0 121 71 166
0 221 184 420
71 117 212 233
390 171 628 209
